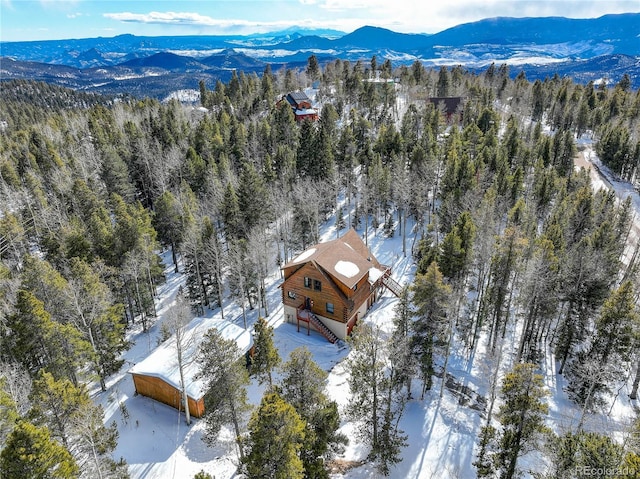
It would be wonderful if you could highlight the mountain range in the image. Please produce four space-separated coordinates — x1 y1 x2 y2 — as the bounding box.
1 13 638 99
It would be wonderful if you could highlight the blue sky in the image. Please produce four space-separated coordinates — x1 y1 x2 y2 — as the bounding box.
1 0 638 42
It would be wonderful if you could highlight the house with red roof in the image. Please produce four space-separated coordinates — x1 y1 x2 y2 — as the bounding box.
280 91 319 121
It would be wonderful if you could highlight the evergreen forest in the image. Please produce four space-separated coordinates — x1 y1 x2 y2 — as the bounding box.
1 58 640 478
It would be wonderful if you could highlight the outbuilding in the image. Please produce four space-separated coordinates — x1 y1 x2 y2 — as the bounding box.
129 317 253 418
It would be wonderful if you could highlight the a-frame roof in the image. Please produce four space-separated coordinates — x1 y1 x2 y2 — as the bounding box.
282 229 382 289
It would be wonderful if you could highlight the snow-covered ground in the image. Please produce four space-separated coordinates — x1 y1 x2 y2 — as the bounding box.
91 135 640 479
575 141 640 268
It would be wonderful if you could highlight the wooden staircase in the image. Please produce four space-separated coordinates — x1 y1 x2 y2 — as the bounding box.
381 270 403 297
308 313 339 344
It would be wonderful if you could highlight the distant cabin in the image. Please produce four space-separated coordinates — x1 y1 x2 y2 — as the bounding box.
428 97 464 124
280 228 402 343
129 317 253 418
280 91 319 121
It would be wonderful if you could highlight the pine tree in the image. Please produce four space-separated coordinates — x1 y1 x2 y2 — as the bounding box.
516 235 560 363
530 79 546 122
250 317 280 387
29 371 90 448
410 261 451 396
64 258 127 391
296 119 317 178
596 124 633 179
4 289 86 383
474 424 498 477
566 281 638 426
260 64 274 104
336 206 346 232
486 226 527 353
25 371 127 478
237 162 272 237
153 191 184 273
545 430 628 479
221 182 241 241
196 327 251 461
111 194 161 271
475 363 549 479
306 54 320 82
201 217 225 316
226 239 254 328
183 147 207 195
0 369 25 446
436 66 450 97
241 391 306 479
438 210 475 281
390 287 415 398
345 323 407 475
313 103 338 180
0 420 79 479
281 347 347 478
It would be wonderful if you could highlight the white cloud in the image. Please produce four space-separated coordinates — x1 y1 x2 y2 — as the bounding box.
104 11 292 30
103 10 363 33
104 11 223 26
102 1 640 36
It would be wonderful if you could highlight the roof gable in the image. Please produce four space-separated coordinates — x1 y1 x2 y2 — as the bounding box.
282 229 381 288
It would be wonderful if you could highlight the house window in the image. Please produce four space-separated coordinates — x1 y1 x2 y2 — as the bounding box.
288 291 296 299
314 280 322 291
353 284 358 291
304 277 311 288
326 303 334 314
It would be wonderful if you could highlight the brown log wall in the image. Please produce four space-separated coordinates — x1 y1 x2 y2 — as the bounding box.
282 262 351 323
131 373 205 418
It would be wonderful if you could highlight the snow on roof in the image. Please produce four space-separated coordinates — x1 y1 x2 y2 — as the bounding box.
129 317 252 400
295 108 318 115
335 260 359 278
293 247 317 263
281 229 381 288
368 266 385 284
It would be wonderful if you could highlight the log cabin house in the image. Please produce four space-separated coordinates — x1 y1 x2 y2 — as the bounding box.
129 317 253 418
280 91 319 121
280 228 402 343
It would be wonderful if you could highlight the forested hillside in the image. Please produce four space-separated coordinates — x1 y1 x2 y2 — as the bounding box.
1 59 640 478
